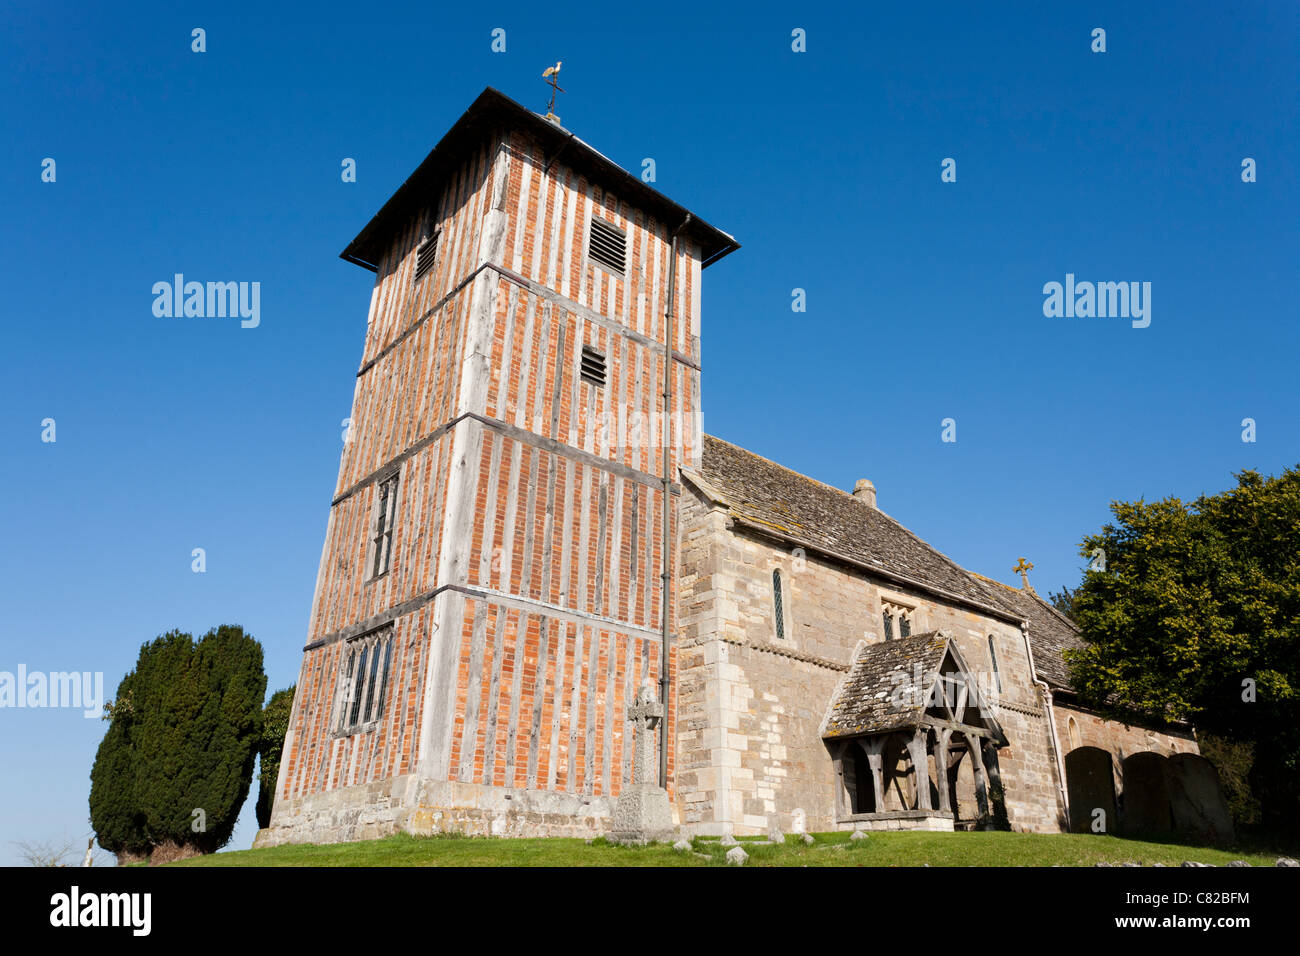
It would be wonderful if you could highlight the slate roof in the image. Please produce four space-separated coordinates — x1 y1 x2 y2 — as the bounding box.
688 434 1086 694
690 435 1014 614
821 632 951 739
969 573 1086 692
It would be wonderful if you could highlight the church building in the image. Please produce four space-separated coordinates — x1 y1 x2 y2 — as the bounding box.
257 88 1229 847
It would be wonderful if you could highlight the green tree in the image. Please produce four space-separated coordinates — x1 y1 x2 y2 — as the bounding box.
186 624 265 851
1198 733 1261 826
89 626 267 858
1066 466 1300 830
1047 585 1079 623
256 685 296 829
88 657 153 860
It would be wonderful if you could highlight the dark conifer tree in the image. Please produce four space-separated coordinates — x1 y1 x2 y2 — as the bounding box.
256 685 296 829
89 626 267 857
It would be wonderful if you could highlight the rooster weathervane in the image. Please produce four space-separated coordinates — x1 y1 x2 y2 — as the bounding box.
542 61 564 122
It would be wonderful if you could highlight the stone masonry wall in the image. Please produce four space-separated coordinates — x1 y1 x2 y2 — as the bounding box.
675 482 1068 834
1054 703 1198 763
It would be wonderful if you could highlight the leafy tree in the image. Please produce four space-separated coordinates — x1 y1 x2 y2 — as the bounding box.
89 626 267 858
1198 733 1260 826
1047 585 1079 623
1065 466 1300 830
256 685 296 829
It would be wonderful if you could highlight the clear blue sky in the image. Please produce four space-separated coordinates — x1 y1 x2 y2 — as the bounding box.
2 1 1295 863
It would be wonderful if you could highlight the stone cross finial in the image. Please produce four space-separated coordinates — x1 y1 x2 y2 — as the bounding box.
627 681 663 786
1012 557 1034 589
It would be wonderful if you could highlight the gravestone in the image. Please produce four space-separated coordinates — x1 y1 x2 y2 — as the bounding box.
1121 752 1172 835
1167 753 1234 843
609 683 675 844
1065 746 1117 833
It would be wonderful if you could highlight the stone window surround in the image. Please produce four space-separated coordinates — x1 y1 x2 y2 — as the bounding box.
878 591 922 640
768 562 793 642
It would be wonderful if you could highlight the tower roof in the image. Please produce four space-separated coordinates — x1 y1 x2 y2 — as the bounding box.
341 87 740 272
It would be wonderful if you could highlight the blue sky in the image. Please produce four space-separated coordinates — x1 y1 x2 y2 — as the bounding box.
2 1 1296 863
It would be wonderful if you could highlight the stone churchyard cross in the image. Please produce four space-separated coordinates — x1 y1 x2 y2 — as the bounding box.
629 682 662 786
609 681 675 844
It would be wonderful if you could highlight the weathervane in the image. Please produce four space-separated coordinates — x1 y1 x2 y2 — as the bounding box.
1012 557 1034 590
542 61 564 123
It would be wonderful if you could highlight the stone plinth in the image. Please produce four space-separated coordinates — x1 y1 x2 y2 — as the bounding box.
610 784 675 844
838 810 955 832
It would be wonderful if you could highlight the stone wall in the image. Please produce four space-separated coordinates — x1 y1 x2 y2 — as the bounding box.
1052 703 1204 836
1054 702 1198 762
1053 701 1198 817
674 481 1069 835
254 773 613 848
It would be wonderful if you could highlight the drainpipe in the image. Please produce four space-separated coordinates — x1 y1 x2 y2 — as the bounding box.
659 213 691 790
1021 620 1070 827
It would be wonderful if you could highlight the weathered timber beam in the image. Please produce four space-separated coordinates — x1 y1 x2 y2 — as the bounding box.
920 715 995 738
332 412 679 509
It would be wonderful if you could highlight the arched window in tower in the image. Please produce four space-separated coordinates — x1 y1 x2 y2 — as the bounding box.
772 569 786 640
1068 717 1081 750
988 634 1003 695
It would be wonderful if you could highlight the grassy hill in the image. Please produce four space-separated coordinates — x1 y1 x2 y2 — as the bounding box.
172 830 1284 867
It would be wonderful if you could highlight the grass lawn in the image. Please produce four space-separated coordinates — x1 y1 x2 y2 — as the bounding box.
172 830 1284 867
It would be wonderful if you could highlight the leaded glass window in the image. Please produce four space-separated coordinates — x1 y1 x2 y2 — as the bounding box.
773 569 786 640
